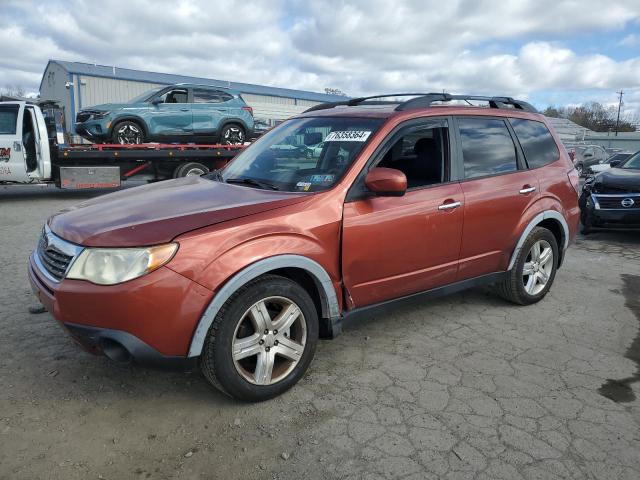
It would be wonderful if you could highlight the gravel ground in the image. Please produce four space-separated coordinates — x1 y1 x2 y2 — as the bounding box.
1 184 640 480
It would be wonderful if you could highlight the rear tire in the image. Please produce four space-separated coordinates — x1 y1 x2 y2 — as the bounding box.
220 124 245 145
497 227 559 305
174 162 209 178
112 120 145 144
200 275 318 401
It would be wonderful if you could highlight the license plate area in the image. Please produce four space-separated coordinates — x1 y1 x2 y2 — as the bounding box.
59 166 121 189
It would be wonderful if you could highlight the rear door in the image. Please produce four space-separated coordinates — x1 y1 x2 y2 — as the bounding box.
454 116 540 280
192 88 233 135
342 117 465 307
0 103 28 182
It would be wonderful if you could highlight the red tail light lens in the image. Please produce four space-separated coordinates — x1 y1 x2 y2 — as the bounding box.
567 169 580 196
242 106 253 116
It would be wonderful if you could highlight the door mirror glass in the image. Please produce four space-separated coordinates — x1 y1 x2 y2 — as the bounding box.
364 167 407 196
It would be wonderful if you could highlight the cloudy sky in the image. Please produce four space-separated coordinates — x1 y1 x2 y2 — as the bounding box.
1 0 639 118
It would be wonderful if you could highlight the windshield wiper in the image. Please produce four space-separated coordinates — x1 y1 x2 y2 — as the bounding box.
226 177 280 190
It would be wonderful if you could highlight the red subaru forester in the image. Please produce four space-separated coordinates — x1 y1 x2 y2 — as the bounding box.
29 93 580 401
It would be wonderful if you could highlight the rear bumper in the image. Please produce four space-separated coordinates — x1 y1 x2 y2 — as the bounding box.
28 253 212 367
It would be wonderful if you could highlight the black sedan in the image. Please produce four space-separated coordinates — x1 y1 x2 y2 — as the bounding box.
579 150 640 233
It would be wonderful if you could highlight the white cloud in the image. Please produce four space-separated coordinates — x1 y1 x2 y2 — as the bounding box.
0 0 639 117
618 33 640 47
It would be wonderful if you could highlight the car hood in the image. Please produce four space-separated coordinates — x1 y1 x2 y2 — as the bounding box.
48 177 308 247
593 168 640 192
80 103 130 112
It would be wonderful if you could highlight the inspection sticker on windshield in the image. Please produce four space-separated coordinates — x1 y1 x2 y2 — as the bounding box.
324 130 372 142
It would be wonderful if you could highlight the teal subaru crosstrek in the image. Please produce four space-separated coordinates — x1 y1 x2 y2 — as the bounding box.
75 83 254 145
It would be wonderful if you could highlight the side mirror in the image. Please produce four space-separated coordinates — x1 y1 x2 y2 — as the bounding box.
364 167 407 197
150 98 162 105
610 160 621 168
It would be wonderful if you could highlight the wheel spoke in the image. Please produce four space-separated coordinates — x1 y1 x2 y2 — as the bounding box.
531 242 541 261
254 350 275 385
539 247 553 266
232 333 262 361
537 270 549 284
524 273 536 293
249 301 272 332
272 303 301 332
275 336 303 362
523 262 535 276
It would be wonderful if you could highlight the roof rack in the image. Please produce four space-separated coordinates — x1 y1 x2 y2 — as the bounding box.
304 93 538 114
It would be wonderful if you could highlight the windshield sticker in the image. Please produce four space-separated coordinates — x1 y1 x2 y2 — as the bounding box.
324 131 372 142
310 174 335 184
296 181 312 191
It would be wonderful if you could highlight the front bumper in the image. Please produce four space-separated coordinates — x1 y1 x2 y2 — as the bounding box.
28 253 212 368
75 120 110 141
580 193 640 228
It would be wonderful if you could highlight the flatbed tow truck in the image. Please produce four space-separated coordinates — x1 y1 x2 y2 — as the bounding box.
0 101 244 189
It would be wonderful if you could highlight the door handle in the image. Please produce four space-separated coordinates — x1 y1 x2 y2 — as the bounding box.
519 186 536 194
180 108 189 112
438 201 462 210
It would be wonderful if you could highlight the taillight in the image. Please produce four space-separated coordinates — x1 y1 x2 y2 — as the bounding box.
242 106 253 116
567 169 580 196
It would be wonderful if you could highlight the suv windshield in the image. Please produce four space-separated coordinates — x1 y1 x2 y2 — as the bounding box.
620 151 640 169
222 117 383 192
127 87 164 104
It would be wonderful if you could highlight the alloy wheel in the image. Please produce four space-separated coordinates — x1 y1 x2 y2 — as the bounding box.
232 296 307 385
223 127 245 145
116 124 142 144
522 239 554 295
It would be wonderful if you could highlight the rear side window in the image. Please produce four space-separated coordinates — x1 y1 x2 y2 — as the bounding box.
510 118 559 168
458 118 518 179
194 89 233 103
0 105 19 135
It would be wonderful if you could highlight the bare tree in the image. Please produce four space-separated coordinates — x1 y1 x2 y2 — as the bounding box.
543 102 636 132
1 84 26 98
324 87 347 97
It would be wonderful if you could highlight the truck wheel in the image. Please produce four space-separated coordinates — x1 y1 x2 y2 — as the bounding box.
200 274 319 401
112 121 145 144
496 227 559 305
220 124 245 145
174 162 209 178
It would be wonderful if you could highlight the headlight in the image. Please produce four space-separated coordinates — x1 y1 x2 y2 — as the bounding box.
92 111 111 119
67 243 178 285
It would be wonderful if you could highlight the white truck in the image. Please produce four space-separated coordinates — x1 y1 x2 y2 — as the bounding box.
0 101 243 189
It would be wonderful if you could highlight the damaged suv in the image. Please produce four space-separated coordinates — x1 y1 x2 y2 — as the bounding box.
29 93 580 401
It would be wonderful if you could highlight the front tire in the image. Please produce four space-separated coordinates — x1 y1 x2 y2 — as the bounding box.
112 121 145 144
200 275 319 401
497 227 559 305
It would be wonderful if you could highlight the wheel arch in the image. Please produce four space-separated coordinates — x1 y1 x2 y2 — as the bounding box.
507 210 569 271
187 254 340 358
219 118 250 135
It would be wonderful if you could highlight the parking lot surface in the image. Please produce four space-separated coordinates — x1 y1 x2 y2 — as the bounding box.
1 185 640 480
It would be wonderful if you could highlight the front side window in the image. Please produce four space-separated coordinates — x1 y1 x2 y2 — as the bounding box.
221 117 383 192
127 87 164 103
0 105 19 135
375 119 449 188
158 89 188 104
620 151 640 169
458 117 518 179
510 118 559 169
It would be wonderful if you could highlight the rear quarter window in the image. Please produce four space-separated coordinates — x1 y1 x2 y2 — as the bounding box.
510 118 559 169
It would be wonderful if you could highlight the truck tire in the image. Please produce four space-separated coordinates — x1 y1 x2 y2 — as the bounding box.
112 121 145 144
174 162 209 178
200 274 319 402
220 124 245 145
496 227 559 305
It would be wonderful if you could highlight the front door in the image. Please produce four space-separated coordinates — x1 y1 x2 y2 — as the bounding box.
0 103 28 182
148 88 192 137
342 118 464 307
454 116 540 280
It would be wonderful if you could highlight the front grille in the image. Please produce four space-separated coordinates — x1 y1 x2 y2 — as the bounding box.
593 186 640 195
37 234 73 280
76 112 92 123
594 195 640 210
